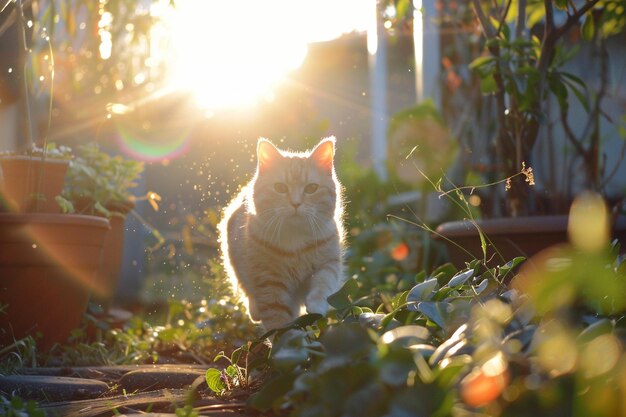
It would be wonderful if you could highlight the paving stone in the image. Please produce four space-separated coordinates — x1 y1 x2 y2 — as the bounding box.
119 368 207 392
0 375 109 402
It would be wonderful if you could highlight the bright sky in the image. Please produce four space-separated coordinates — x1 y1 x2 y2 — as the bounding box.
161 0 372 110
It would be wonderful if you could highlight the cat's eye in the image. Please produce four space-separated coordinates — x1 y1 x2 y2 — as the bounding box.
304 183 319 194
274 183 288 193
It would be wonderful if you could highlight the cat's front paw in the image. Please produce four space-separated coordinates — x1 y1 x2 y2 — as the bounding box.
304 296 330 316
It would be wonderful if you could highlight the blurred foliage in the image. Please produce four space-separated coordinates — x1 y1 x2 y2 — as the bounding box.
240 239 626 417
338 142 456 301
387 99 458 185
0 295 255 368
0 396 44 417
30 0 169 101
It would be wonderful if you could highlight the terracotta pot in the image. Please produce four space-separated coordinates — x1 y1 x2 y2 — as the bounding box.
435 215 626 268
0 213 110 349
0 156 69 213
95 201 135 304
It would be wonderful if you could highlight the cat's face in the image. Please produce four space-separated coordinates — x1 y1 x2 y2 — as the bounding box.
252 138 338 223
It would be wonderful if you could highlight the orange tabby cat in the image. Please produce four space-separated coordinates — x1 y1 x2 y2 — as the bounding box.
218 137 345 331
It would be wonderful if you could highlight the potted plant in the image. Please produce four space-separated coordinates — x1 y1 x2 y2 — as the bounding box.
430 0 626 265
0 0 110 349
58 142 152 305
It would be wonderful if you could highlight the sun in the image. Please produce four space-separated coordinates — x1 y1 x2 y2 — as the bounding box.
164 0 370 110
168 1 307 110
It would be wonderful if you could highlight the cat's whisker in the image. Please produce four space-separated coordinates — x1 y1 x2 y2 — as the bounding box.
261 213 280 247
309 211 326 239
305 214 317 242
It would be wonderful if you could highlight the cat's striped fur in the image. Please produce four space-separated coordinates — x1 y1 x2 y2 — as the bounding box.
218 137 345 331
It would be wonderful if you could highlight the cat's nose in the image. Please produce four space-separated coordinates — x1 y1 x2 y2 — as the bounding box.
291 202 302 209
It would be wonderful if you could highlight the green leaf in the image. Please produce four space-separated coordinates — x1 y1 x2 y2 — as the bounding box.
549 76 569 113
225 365 238 378
499 256 526 274
205 368 227 394
480 74 498 95
478 230 487 260
560 71 586 89
396 0 411 18
554 0 568 9
247 374 297 412
272 346 309 370
391 290 409 310
581 13 595 41
406 278 438 309
321 323 373 358
468 55 495 71
473 279 489 295
289 313 323 329
561 75 590 112
327 278 359 309
577 318 613 344
433 355 472 388
380 325 430 347
94 201 111 217
55 195 75 213
447 269 474 288
417 301 451 329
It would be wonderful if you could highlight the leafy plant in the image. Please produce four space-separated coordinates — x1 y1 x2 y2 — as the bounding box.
238 214 626 417
59 142 147 217
461 0 626 216
206 344 258 395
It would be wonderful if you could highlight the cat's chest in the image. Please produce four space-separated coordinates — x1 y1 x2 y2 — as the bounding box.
249 233 335 279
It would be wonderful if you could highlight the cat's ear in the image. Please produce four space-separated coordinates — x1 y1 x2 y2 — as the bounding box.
257 138 282 173
310 136 335 174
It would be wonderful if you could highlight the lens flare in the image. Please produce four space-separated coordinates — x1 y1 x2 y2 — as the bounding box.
114 122 192 162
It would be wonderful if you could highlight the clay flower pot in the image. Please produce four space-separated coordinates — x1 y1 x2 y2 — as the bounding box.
0 156 69 213
435 215 626 268
95 200 135 304
0 213 110 349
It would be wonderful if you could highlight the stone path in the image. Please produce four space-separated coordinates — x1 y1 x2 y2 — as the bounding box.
0 365 251 417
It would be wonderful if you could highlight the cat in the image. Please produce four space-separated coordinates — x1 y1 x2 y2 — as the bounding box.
218 137 346 331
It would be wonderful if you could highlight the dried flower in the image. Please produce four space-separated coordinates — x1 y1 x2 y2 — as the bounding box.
521 162 535 186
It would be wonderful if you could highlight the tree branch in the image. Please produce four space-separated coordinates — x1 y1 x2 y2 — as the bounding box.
544 0 554 31
471 0 497 38
555 0 601 39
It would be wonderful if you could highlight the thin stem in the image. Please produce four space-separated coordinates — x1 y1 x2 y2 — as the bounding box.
516 0 526 39
495 0 513 37
15 0 33 153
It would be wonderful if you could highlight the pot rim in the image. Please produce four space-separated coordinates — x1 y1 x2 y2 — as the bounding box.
0 155 70 164
436 214 626 237
0 213 110 229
